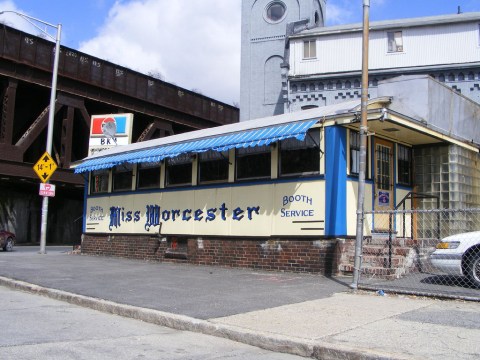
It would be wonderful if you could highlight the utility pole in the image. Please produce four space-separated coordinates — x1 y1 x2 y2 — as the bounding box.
351 0 370 289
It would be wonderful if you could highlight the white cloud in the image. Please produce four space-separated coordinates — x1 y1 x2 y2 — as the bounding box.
79 0 241 106
0 0 48 37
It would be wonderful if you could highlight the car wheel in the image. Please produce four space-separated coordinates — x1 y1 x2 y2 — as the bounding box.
465 252 480 287
3 237 13 252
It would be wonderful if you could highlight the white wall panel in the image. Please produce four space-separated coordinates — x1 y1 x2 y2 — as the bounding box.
290 22 480 76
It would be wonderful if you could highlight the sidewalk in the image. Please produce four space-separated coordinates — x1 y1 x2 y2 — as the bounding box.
1 246 479 359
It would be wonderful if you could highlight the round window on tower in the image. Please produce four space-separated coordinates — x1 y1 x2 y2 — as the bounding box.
264 1 287 23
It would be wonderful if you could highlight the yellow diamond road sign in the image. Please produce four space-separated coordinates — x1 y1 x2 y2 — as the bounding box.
33 151 57 183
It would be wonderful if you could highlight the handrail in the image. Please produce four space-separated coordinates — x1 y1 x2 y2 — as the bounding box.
387 192 440 268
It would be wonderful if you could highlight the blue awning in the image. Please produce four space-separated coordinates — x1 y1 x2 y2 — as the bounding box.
74 119 318 173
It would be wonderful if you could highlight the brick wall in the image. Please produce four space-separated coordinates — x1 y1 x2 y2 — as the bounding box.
81 234 341 274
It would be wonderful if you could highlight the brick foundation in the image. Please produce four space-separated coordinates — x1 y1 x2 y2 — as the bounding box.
81 234 342 274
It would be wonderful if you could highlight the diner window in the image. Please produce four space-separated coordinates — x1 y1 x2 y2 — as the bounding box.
136 162 161 189
90 169 109 194
387 31 403 53
303 39 316 59
198 150 229 183
279 129 320 176
236 145 271 180
397 144 412 186
112 164 133 192
350 130 361 176
166 153 192 186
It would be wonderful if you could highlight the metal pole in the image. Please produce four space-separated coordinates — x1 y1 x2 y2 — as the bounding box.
0 11 62 254
39 23 61 254
351 0 370 290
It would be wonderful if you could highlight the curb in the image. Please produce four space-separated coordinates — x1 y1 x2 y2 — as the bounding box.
0 276 409 360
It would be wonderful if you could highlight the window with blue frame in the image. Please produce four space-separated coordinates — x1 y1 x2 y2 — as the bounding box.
350 130 361 175
166 154 193 186
236 145 271 180
112 164 133 192
279 129 320 177
397 144 412 186
198 150 229 183
136 161 161 189
90 169 109 194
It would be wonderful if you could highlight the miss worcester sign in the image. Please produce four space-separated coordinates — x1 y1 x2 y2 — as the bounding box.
85 182 326 237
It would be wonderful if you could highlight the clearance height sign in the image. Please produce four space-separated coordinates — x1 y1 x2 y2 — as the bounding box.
85 181 326 237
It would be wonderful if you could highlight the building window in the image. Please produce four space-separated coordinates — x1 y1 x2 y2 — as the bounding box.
354 79 360 88
279 129 320 176
236 145 271 180
166 154 192 186
291 84 298 92
303 40 316 59
397 145 412 186
345 80 352 89
136 162 161 189
265 1 286 23
112 164 133 192
387 31 403 53
90 169 109 194
350 131 361 176
198 151 229 183
448 73 455 81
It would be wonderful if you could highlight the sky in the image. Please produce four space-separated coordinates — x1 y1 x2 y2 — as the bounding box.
0 0 479 106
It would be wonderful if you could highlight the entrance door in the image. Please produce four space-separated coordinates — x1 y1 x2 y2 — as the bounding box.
374 139 394 230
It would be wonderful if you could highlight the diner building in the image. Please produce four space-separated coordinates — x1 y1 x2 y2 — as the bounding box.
74 76 480 274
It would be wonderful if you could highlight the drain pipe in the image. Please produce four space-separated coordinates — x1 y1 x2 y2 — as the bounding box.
351 0 370 290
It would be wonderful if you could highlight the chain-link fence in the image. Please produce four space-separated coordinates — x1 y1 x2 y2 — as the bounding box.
357 209 480 301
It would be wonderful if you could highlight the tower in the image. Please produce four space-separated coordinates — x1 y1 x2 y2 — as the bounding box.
240 0 326 121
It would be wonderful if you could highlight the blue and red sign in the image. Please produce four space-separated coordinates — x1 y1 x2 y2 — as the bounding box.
90 115 128 136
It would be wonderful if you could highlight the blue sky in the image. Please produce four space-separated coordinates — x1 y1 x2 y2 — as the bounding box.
0 0 479 105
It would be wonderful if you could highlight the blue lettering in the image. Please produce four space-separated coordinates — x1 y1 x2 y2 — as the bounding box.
219 203 228 221
182 209 192 221
134 211 141 222
247 206 260 220
109 206 121 230
233 207 244 221
206 208 217 222
194 209 203 221
162 210 170 222
145 205 161 231
125 211 132 222
172 209 181 221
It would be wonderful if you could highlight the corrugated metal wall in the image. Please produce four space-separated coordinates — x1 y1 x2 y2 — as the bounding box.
290 22 480 76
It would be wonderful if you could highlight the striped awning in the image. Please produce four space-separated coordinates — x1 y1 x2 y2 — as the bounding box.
74 119 318 173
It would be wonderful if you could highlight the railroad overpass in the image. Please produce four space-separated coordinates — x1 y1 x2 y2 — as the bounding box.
0 24 239 245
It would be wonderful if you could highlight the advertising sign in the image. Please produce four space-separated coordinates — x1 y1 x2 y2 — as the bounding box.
84 182 326 237
88 113 134 156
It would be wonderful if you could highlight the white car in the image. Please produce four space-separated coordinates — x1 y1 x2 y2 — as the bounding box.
430 231 480 287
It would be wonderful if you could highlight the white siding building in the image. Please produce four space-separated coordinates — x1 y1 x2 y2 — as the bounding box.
285 13 480 112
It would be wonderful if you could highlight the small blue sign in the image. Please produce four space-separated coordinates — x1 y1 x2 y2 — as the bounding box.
378 191 390 206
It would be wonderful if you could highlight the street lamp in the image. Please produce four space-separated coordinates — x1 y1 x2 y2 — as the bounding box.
0 11 61 254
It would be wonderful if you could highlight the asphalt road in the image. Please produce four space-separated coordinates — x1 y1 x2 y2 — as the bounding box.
0 286 307 360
